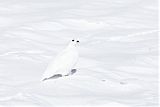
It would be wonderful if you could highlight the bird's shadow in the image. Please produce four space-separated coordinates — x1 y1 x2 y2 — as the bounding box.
71 69 77 75
43 69 77 81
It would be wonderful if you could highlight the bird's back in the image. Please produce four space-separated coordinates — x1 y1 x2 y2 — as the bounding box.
42 46 78 79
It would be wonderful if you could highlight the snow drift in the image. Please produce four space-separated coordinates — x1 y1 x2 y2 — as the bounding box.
0 0 158 107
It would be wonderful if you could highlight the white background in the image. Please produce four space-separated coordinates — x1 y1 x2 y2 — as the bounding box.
0 0 158 107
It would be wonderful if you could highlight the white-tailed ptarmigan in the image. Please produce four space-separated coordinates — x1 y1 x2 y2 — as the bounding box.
42 39 79 81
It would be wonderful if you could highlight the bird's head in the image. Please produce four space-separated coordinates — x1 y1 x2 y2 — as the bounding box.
69 39 80 47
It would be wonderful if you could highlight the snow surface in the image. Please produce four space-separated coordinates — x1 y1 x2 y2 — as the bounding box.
0 0 158 107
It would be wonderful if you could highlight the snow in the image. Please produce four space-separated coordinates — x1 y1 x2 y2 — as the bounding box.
0 0 158 107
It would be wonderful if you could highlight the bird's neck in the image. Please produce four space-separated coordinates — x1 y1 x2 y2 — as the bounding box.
65 43 77 51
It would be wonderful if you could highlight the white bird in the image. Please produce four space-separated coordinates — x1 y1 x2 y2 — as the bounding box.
42 39 79 81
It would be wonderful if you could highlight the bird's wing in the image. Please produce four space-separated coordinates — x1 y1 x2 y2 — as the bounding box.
42 51 69 79
42 48 78 80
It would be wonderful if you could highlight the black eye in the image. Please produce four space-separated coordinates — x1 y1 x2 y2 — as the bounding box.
72 40 74 42
77 41 79 42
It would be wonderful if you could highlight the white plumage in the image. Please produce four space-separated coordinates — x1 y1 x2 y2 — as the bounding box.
42 39 79 81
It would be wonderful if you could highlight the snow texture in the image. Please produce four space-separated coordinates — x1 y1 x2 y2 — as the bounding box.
0 0 158 107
